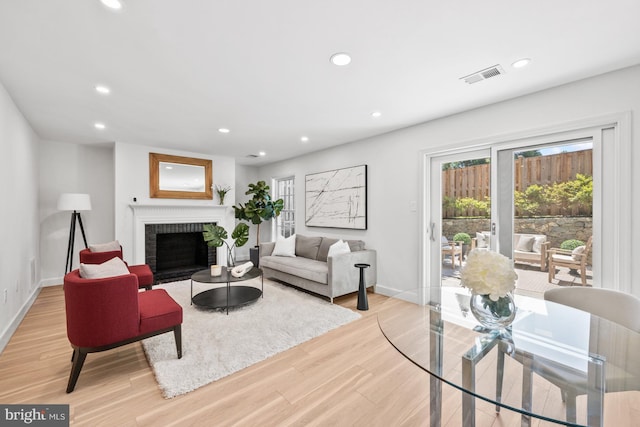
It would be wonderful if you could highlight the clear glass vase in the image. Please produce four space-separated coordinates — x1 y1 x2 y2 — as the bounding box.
469 292 516 330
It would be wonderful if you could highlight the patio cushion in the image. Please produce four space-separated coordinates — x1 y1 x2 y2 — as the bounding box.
475 232 490 248
551 254 574 263
532 236 546 254
516 236 535 252
572 245 586 260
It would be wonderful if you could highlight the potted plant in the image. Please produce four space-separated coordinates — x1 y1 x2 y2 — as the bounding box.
453 232 472 258
232 181 284 266
202 223 249 268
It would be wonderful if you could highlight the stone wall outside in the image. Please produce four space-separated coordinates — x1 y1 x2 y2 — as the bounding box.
443 216 592 248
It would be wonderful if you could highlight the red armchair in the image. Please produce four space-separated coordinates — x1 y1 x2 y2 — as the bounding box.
79 247 154 290
63 269 182 393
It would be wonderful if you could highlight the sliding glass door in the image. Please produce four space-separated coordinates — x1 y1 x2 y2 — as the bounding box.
426 133 598 299
427 149 492 293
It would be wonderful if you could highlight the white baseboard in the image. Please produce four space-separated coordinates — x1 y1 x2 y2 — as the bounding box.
40 277 63 287
0 285 41 354
373 284 420 304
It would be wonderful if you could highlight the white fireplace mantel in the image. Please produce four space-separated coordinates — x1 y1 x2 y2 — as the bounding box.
130 204 231 265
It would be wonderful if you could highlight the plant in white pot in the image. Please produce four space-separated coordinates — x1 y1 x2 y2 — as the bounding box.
232 181 284 267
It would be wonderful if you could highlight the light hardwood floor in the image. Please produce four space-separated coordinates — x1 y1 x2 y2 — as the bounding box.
0 285 636 426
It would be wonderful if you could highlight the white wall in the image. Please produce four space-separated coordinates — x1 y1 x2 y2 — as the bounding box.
0 81 40 351
38 140 115 285
114 142 236 262
257 65 640 296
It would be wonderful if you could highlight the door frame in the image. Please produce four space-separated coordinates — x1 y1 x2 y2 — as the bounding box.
420 112 632 298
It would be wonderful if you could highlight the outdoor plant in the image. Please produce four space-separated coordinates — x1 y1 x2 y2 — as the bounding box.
214 185 232 205
560 239 585 251
443 196 490 217
202 223 250 267
233 181 284 246
514 184 545 216
453 232 472 245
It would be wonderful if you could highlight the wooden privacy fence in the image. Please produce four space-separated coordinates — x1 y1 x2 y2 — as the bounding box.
442 150 592 217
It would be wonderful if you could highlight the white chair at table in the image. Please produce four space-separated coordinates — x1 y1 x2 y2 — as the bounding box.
497 287 640 425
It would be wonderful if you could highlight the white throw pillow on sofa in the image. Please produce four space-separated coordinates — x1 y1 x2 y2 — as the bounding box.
79 257 130 279
327 240 351 258
272 234 297 257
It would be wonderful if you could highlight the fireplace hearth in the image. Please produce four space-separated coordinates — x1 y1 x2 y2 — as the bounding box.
145 223 215 283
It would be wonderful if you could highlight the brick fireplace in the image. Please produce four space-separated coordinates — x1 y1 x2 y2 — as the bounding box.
129 205 232 278
145 222 216 283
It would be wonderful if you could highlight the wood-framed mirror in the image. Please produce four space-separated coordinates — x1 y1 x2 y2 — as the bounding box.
149 152 213 199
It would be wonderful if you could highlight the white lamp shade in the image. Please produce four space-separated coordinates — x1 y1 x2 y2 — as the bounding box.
57 193 92 211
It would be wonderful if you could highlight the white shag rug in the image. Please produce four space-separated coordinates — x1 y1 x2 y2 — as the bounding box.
142 278 361 398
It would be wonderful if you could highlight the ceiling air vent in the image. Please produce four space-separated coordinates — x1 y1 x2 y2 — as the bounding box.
460 64 505 84
246 154 259 158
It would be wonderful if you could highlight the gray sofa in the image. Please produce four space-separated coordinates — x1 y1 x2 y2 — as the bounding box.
259 234 377 303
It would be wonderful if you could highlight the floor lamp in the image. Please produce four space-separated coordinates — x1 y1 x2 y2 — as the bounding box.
58 193 92 274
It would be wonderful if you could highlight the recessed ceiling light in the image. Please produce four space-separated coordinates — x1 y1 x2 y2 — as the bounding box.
301 136 309 143
330 52 351 66
512 58 531 69
95 85 110 95
100 0 122 10
218 128 230 134
94 122 106 130
258 151 266 156
371 111 382 118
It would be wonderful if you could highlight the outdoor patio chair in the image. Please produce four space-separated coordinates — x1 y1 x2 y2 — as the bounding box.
441 236 463 268
547 236 592 285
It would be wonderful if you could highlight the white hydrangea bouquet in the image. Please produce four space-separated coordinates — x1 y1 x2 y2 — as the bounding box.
461 249 518 322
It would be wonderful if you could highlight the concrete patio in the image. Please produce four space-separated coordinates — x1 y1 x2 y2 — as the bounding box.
441 258 593 299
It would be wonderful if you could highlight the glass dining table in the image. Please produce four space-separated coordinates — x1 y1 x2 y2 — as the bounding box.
377 287 640 427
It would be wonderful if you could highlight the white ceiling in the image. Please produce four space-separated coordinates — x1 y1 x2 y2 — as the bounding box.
1 0 639 165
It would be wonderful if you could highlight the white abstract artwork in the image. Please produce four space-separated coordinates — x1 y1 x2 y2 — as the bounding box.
305 165 367 229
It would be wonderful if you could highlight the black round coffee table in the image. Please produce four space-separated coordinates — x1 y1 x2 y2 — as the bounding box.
190 267 263 314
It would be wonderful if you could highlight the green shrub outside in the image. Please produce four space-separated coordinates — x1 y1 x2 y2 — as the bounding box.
443 196 490 217
444 174 592 218
453 232 472 245
514 174 592 217
560 239 585 251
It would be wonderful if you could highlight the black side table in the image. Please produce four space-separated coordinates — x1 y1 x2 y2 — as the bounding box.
354 263 370 311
